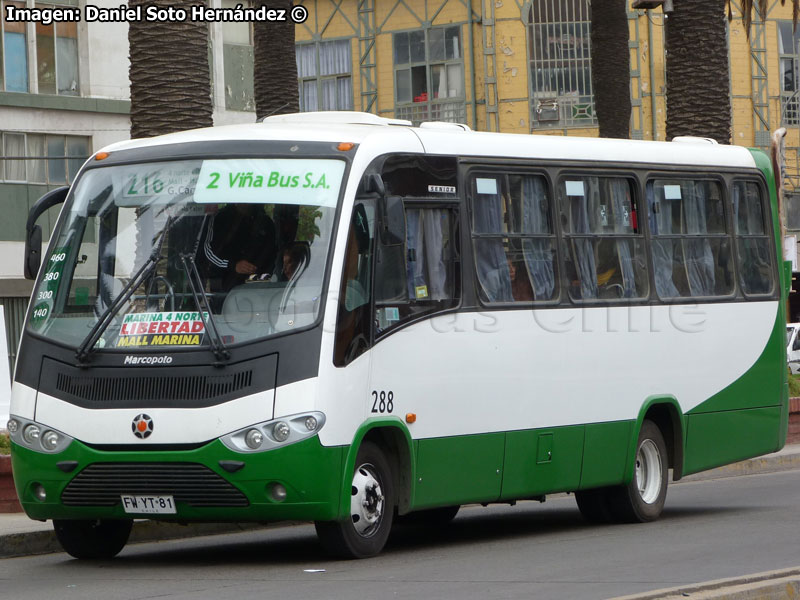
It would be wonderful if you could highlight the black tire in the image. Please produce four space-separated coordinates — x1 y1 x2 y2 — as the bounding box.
395 505 460 527
315 441 395 559
574 488 613 523
608 420 669 523
53 519 133 559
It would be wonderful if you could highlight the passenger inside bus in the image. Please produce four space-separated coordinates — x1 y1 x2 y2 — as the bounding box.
200 203 277 293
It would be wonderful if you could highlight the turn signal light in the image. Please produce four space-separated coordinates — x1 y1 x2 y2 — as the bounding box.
95 151 110 161
337 142 355 151
405 413 417 424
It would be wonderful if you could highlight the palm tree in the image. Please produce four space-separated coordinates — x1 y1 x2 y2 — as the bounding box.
664 0 799 144
664 0 731 143
128 0 212 138
590 0 631 139
253 0 299 120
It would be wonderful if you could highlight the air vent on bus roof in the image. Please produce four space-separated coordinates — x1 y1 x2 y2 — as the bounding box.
261 111 412 127
671 136 718 145
418 122 471 131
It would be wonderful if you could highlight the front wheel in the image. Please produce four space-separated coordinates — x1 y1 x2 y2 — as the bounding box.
315 441 395 558
53 519 133 559
609 420 668 522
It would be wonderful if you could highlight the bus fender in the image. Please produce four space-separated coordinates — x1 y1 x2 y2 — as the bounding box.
623 396 687 484
336 418 416 521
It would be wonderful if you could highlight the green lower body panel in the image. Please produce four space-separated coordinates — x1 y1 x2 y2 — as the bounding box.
501 426 583 499
414 433 504 509
11 436 345 522
579 420 632 489
683 406 782 476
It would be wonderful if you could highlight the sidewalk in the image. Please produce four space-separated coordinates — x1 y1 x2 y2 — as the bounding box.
1 443 799 562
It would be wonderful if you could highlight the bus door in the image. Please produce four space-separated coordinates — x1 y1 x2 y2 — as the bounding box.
368 154 504 509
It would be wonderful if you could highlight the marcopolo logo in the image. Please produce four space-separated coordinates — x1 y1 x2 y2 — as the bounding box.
131 414 153 439
123 355 173 366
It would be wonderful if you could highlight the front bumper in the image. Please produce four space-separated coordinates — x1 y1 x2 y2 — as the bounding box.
11 436 345 522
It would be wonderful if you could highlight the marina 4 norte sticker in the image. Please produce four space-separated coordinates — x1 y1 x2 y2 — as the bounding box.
117 312 207 347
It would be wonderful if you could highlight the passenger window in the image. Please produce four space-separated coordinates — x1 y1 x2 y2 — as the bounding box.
374 204 459 334
470 173 557 303
334 201 374 366
648 179 733 299
733 181 774 296
558 176 648 301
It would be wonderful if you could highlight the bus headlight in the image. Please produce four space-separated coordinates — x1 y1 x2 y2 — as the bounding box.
7 416 73 453
23 425 41 445
245 429 264 449
41 431 60 451
272 422 290 442
220 412 326 453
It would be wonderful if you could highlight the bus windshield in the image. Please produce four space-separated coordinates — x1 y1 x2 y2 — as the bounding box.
28 157 345 351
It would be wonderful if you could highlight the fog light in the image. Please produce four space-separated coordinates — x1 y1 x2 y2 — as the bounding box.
268 482 287 502
41 431 60 451
272 421 290 442
304 416 318 431
23 424 40 446
245 428 264 449
6 419 19 434
33 483 46 502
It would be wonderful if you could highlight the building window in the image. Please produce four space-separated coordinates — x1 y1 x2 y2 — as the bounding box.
393 27 465 126
35 4 79 95
1 0 80 95
296 39 353 112
222 0 254 111
2 1 29 92
527 0 596 130
779 21 799 125
0 131 90 184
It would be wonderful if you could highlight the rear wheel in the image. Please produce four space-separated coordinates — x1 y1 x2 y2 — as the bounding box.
609 420 668 522
53 519 132 559
315 441 395 558
574 488 612 523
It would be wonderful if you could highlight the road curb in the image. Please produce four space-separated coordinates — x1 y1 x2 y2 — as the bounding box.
678 449 800 483
609 567 800 599
0 520 281 559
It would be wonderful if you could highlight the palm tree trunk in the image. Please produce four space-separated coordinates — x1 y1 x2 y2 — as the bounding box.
128 0 212 138
253 0 299 120
665 0 731 143
590 0 631 138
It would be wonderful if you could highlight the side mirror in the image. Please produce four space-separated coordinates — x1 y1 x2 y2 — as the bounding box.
24 186 69 280
24 225 43 280
380 196 406 246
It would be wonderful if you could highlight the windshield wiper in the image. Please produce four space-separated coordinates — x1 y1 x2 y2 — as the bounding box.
179 252 230 364
75 217 172 363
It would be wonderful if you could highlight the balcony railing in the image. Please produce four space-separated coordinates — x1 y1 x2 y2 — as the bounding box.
395 100 466 126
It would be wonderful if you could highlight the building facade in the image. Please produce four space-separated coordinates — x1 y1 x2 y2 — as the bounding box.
3 0 800 373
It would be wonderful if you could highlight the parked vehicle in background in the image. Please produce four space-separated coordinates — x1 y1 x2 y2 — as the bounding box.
787 323 800 373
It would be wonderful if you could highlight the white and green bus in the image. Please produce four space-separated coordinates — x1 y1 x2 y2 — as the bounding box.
8 113 789 559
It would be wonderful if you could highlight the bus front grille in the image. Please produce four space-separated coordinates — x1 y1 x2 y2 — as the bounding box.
61 463 250 508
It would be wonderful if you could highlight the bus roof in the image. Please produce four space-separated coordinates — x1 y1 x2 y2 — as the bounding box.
101 112 759 170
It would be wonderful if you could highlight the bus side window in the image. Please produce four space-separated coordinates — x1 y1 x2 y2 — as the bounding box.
374 204 459 334
733 181 774 296
334 201 374 367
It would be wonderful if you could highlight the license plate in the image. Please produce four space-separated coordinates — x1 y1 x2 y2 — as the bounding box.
121 495 176 514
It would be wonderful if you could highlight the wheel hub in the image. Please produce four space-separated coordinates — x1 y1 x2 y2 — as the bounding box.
350 464 385 537
635 438 662 504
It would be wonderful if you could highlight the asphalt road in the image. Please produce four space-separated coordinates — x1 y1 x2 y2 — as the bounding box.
1 469 799 600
